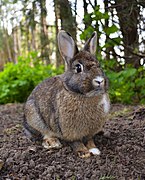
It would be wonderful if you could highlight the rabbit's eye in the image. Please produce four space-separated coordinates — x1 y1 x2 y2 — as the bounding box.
75 63 83 73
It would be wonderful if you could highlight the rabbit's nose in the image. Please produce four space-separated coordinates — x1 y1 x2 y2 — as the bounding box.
92 76 104 87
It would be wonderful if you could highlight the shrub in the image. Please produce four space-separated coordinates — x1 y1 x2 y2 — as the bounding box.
0 52 64 104
106 66 145 104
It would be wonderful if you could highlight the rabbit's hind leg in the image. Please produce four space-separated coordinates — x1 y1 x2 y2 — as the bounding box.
25 99 62 149
42 135 62 149
86 139 101 155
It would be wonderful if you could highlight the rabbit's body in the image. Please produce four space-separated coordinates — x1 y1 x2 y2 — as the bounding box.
24 32 110 158
25 76 109 141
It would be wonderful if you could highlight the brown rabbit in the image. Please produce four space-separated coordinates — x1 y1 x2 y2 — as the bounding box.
24 30 110 158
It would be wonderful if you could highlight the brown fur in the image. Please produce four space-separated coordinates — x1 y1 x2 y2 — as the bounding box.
24 31 110 158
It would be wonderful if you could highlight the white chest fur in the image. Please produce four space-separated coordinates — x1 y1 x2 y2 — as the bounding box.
99 94 110 113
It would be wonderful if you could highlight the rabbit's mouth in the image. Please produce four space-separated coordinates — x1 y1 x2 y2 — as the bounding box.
63 82 104 97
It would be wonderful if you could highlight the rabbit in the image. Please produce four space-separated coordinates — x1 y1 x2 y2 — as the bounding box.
24 30 110 158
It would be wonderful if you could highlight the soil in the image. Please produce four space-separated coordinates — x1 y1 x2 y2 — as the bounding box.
0 103 145 180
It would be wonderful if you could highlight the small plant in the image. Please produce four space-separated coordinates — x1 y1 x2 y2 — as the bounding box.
99 175 116 180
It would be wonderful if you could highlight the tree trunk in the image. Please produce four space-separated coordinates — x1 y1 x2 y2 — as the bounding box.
31 1 37 51
4 29 12 63
54 0 77 67
57 0 77 41
54 0 63 67
39 0 50 64
83 0 89 30
12 27 18 63
115 0 140 68
104 0 110 60
83 0 94 40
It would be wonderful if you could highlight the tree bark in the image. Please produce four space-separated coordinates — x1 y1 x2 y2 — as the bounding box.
54 0 77 67
12 27 18 63
115 0 140 68
54 0 63 67
31 1 37 51
4 29 12 63
56 0 77 41
39 0 50 64
104 0 110 60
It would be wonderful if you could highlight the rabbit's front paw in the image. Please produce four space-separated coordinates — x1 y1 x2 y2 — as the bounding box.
77 147 100 158
42 137 62 149
86 139 101 155
77 150 92 158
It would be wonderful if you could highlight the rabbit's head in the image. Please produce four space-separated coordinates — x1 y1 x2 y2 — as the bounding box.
58 31 109 97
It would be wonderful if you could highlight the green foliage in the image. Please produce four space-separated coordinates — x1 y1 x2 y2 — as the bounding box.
93 5 109 20
80 5 145 104
104 25 119 35
0 52 64 104
103 37 122 48
107 66 145 104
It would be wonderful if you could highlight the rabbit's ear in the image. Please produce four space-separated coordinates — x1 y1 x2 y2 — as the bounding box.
58 30 78 64
83 32 97 55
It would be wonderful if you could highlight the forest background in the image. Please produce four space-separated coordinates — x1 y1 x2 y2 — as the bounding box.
0 0 145 104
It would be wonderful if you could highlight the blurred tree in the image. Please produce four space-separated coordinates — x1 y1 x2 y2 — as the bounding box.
115 0 140 68
31 1 37 51
0 0 13 65
104 0 110 60
83 0 91 30
54 0 77 67
54 0 77 40
38 0 50 64
12 27 19 63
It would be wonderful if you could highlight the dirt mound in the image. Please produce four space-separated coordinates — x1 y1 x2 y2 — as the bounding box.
0 104 145 180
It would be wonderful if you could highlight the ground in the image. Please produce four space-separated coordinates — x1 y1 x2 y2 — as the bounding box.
0 103 145 180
